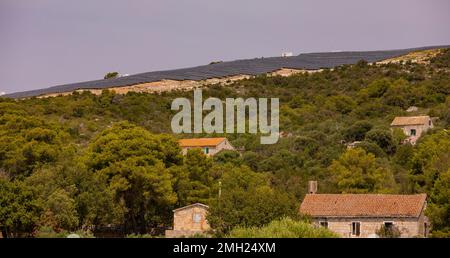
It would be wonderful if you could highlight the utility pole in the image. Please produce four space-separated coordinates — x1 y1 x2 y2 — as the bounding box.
218 180 222 228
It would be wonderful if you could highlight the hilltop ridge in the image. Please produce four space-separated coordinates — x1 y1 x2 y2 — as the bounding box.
4 45 448 99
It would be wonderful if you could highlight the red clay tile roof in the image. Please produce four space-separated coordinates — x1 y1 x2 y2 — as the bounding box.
299 194 427 218
391 116 430 126
178 137 226 147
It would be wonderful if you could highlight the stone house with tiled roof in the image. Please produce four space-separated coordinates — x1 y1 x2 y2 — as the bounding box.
299 183 429 238
165 203 210 238
390 115 433 144
178 137 234 156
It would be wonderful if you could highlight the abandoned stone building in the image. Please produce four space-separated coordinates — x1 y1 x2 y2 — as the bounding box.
390 115 433 144
299 182 429 238
165 203 210 238
178 137 235 156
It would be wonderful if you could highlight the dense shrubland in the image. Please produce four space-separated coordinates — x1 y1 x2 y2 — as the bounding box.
227 217 338 238
0 49 449 237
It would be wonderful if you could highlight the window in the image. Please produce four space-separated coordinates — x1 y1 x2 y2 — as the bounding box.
319 221 328 228
351 222 361 236
410 129 416 136
384 222 394 230
204 147 209 154
193 213 202 223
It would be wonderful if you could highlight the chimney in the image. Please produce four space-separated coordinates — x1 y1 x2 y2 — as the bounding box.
308 181 317 194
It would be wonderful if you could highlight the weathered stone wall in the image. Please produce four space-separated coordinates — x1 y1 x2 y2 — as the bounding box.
209 139 234 156
392 120 433 144
173 206 210 231
313 214 428 238
165 205 210 238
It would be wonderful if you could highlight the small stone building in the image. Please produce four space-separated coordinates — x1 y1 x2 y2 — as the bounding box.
390 115 433 144
165 203 210 238
299 192 429 238
178 137 235 156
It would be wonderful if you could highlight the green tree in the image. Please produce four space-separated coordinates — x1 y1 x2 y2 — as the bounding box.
409 130 450 192
329 148 396 193
76 172 126 229
182 149 215 204
207 165 297 235
84 122 179 233
241 151 260 171
365 129 396 154
41 189 79 231
392 128 407 145
292 136 319 157
228 217 338 238
0 114 65 178
213 150 242 166
427 169 450 237
383 79 411 108
394 144 414 167
376 224 401 238
366 78 390 98
24 150 125 231
354 141 386 158
104 72 119 79
0 178 42 237
169 149 216 207
325 95 356 114
343 121 373 142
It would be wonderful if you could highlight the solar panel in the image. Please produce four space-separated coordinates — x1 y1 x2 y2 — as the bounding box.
3 45 448 98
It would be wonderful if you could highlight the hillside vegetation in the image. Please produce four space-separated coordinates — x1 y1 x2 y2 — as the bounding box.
227 217 339 238
0 49 449 237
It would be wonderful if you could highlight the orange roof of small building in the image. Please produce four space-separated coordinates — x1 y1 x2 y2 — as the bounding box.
178 137 226 147
299 194 427 218
391 116 430 126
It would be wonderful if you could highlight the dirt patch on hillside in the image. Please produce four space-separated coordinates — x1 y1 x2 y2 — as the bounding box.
37 74 252 98
377 48 442 65
269 68 324 77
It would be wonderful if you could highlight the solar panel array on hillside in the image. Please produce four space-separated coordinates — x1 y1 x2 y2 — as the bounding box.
4 45 448 98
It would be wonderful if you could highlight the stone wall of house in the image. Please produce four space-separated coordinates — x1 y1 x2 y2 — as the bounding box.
210 139 234 156
173 206 210 231
314 213 428 238
165 205 210 238
392 121 433 144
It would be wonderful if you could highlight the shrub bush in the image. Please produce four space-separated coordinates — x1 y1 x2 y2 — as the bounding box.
227 217 339 238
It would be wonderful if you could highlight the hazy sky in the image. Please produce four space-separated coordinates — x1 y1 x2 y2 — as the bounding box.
1 0 449 94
